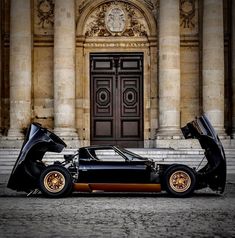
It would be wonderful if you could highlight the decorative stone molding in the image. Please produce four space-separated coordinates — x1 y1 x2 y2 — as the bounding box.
180 0 195 28
144 0 159 23
35 0 54 34
144 0 154 10
83 42 150 48
78 0 92 14
78 0 158 16
84 2 150 37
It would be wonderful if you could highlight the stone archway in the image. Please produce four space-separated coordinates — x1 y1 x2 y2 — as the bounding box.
75 0 158 147
76 0 157 37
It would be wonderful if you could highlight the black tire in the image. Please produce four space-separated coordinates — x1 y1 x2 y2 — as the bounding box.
163 165 196 197
39 165 73 198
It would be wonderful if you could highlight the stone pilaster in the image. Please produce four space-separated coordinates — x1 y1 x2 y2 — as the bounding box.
53 0 77 138
157 0 181 138
202 0 225 135
8 0 32 138
232 0 235 138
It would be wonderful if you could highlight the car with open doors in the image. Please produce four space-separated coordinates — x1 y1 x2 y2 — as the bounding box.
7 115 226 198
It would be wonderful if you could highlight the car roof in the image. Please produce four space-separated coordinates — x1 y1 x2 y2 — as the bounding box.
79 145 116 150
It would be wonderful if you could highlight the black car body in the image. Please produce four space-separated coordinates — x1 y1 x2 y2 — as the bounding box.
7 115 226 197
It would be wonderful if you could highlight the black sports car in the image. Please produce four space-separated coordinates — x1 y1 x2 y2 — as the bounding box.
7 115 226 198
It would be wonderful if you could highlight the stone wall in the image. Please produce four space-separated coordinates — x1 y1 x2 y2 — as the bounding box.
0 0 234 148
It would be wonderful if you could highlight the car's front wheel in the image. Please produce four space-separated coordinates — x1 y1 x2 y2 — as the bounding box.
39 165 73 198
163 165 196 197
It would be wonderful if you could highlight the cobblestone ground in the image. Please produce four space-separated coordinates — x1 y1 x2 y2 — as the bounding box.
0 175 235 238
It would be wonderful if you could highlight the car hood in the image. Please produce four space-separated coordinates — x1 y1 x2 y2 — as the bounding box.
181 115 226 193
7 123 66 192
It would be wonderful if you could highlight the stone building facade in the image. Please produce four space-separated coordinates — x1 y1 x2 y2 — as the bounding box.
0 0 234 148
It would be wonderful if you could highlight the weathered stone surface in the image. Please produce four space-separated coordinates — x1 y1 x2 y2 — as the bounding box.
203 0 225 135
0 0 234 148
54 0 77 138
180 47 199 126
33 47 54 129
8 0 32 138
158 0 181 137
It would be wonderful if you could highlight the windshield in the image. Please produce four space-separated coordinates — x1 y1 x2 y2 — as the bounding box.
115 146 146 160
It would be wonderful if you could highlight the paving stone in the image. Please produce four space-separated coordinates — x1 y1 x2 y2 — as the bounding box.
0 175 234 237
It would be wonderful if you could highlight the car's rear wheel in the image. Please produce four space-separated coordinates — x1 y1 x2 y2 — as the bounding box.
163 165 196 197
39 165 73 198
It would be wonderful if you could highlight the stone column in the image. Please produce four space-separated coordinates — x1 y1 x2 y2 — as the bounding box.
202 0 225 135
232 0 235 138
8 0 32 138
53 0 77 138
0 0 2 135
157 0 181 138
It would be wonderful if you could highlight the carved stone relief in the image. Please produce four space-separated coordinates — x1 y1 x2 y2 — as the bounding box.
180 0 198 35
78 0 159 16
34 0 54 35
84 2 150 37
180 0 195 29
105 7 126 33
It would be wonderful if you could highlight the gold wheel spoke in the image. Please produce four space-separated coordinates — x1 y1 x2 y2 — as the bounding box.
44 171 65 193
169 170 191 193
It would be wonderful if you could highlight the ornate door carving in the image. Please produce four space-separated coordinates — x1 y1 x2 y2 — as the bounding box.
90 53 143 147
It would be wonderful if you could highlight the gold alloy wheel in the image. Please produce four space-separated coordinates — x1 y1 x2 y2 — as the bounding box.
43 171 65 193
169 170 191 193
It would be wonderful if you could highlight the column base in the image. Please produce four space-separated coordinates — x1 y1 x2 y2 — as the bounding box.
7 128 24 140
156 127 183 139
213 127 229 139
53 127 78 140
232 130 235 139
53 128 80 148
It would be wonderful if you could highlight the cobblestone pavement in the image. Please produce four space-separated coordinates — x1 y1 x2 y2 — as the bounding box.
0 175 235 238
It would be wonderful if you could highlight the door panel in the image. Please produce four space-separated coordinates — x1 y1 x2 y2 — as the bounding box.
91 53 143 147
92 76 115 139
79 160 150 183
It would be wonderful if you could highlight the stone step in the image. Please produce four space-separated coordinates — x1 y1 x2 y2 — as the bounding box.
1 148 234 156
0 148 235 174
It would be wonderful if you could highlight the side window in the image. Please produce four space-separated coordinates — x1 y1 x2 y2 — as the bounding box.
89 149 125 162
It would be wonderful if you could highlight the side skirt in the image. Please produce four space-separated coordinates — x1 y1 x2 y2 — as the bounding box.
73 183 161 193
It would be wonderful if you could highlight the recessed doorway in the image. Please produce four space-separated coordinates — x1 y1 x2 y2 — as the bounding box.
90 53 143 147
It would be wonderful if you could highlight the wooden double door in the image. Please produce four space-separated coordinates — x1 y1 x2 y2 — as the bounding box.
90 53 143 148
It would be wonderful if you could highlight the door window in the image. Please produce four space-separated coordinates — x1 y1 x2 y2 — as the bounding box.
87 148 125 162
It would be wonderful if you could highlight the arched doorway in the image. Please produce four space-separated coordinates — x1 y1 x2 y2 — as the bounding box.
76 0 157 148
